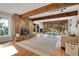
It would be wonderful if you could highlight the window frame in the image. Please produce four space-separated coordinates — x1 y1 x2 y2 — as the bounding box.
0 17 10 37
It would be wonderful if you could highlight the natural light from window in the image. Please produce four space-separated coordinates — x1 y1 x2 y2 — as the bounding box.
0 17 9 36
0 43 18 56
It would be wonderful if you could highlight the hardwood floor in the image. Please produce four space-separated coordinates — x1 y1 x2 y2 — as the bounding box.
11 41 38 56
0 41 66 56
50 48 66 56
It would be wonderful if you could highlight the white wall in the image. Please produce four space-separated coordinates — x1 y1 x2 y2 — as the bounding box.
68 16 77 34
0 11 13 42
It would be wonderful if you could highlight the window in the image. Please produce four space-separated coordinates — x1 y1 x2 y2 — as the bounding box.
0 17 9 36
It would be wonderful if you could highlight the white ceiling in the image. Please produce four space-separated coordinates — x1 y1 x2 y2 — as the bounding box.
30 5 79 18
0 4 78 19
0 3 49 14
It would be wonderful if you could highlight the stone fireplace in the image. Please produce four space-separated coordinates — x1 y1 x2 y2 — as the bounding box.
12 13 34 41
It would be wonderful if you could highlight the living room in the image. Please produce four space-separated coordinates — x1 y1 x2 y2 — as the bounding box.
0 3 79 56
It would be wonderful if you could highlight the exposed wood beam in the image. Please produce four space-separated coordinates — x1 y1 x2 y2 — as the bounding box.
43 20 68 24
20 3 78 18
32 11 78 21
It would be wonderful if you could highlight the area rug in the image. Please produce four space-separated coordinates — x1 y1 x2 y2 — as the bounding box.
16 34 61 56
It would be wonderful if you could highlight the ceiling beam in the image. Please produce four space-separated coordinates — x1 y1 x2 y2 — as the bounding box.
32 11 78 21
43 20 68 24
20 3 78 18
